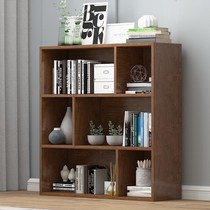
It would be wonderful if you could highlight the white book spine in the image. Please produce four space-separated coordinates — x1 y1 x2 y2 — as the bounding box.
66 60 71 94
144 112 149 147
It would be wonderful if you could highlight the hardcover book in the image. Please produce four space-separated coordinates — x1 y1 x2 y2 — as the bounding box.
81 2 108 45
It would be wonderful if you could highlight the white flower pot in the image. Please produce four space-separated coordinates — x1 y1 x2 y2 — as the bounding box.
106 135 123 146
87 135 105 145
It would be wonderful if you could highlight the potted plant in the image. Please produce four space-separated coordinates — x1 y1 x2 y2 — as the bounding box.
106 121 123 146
87 121 105 145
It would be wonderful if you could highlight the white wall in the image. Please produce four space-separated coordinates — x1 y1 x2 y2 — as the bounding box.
29 0 210 187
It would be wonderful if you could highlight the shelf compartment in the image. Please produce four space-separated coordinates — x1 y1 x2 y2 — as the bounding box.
41 148 116 193
117 150 151 197
74 97 151 145
115 46 152 94
41 98 72 145
40 46 114 95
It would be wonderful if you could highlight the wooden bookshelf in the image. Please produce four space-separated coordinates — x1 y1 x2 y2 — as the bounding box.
39 43 182 201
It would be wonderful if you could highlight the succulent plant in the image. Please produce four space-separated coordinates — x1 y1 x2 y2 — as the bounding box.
108 121 123 136
89 121 104 135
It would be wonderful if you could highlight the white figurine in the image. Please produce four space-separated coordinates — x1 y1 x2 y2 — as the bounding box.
68 168 76 182
60 165 69 182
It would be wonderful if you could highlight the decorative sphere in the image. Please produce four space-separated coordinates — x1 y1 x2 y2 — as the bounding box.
48 128 65 144
138 15 158 28
130 65 147 82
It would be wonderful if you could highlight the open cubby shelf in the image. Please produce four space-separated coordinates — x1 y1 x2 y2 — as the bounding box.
40 43 182 201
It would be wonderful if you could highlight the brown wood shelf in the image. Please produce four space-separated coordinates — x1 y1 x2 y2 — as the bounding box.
41 144 152 151
41 93 152 98
40 43 182 201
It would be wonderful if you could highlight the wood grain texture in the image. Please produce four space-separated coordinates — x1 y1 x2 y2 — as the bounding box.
39 43 182 201
0 192 209 210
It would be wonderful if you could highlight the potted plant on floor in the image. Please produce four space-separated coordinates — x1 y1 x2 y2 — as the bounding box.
87 121 105 145
106 121 123 146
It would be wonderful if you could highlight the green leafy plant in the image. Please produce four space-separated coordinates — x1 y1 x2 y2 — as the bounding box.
108 121 123 136
89 121 104 135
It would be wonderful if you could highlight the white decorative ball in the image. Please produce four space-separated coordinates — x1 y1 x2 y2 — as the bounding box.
138 15 158 28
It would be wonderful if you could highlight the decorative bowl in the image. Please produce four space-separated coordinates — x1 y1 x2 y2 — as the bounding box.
106 135 123 146
87 135 105 145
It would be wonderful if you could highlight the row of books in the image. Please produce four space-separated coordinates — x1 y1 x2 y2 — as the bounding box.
123 111 152 147
126 27 171 43
125 81 151 94
127 186 151 197
53 59 100 94
75 165 108 195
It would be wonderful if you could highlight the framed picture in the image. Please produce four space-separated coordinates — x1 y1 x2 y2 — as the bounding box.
81 2 108 45
105 22 135 44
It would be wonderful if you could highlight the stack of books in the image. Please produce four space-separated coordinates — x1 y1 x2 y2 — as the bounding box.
52 181 76 192
126 27 171 43
127 186 151 197
125 81 151 94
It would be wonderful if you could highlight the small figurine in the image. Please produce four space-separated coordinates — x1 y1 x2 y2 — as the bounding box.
60 165 69 182
68 168 76 182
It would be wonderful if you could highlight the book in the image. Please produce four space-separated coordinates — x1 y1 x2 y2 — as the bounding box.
53 181 75 188
123 111 131 146
127 185 151 191
128 27 169 33
126 37 171 43
69 60 78 94
82 60 99 94
87 165 98 194
127 33 170 39
66 60 71 94
53 60 63 94
127 190 151 197
125 90 151 94
93 168 108 194
132 113 138 146
87 61 101 94
53 186 75 192
76 164 91 194
143 112 149 147
126 82 151 87
62 60 67 94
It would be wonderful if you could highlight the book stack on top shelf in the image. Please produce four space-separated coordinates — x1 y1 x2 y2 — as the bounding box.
126 27 171 43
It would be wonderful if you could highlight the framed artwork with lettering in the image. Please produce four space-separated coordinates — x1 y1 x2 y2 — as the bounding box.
81 2 108 45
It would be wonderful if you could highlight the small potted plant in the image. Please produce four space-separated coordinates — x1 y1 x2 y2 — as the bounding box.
106 121 123 146
87 121 105 145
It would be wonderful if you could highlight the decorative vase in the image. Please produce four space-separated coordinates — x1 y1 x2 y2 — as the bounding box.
60 106 72 144
73 18 82 45
60 165 70 182
104 181 116 196
68 168 76 182
58 22 65 45
136 167 151 187
48 128 65 144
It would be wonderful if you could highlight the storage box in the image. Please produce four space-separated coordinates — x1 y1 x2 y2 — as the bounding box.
94 63 114 81
94 81 114 94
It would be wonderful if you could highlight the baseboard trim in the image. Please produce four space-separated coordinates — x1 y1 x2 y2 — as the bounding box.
27 179 210 201
182 185 210 201
27 178 39 192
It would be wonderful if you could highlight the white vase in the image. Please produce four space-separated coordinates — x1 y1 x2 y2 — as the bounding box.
60 106 72 144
